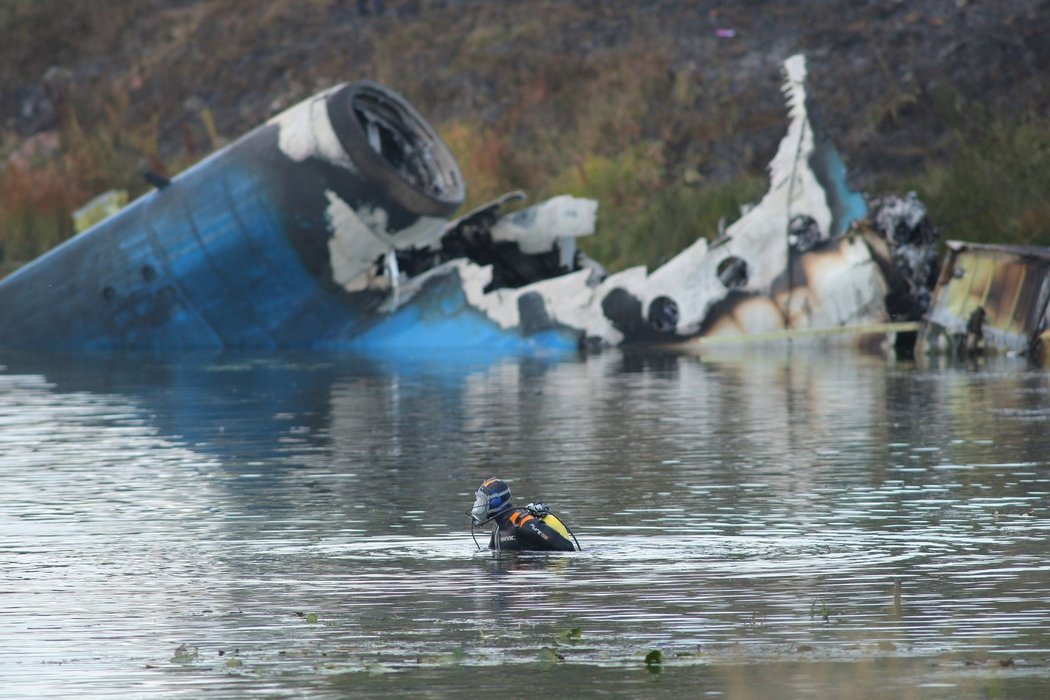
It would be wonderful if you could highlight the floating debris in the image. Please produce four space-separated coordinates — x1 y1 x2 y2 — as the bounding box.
538 647 565 663
171 644 198 663
557 627 583 643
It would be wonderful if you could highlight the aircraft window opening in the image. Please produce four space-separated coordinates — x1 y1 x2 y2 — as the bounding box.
717 256 749 289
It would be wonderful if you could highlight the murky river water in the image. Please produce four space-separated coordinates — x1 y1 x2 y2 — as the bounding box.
2 347 1049 698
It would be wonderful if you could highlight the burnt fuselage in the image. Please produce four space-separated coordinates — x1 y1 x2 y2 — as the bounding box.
0 82 464 350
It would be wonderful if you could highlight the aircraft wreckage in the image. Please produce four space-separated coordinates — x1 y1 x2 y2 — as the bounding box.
0 55 942 354
918 240 1050 361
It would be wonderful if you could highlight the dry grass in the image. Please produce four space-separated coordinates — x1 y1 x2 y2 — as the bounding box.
0 79 200 274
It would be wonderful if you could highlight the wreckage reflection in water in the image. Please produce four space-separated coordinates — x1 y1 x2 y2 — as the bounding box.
2 349 1049 698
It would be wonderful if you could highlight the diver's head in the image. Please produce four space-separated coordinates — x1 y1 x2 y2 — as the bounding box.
468 478 513 525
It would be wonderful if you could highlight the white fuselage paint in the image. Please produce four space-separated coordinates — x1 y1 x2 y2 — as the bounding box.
271 87 450 293
270 85 357 170
324 190 447 292
489 195 598 254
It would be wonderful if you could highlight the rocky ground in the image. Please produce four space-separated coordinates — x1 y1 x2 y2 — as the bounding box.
1 0 1048 259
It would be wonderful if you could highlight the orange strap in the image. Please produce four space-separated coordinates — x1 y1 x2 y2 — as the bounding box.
509 510 536 527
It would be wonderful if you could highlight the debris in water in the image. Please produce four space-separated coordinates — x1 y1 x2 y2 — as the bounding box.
538 647 565 663
558 627 583 643
171 644 198 663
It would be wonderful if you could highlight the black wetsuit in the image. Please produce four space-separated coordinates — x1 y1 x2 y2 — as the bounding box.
487 506 577 552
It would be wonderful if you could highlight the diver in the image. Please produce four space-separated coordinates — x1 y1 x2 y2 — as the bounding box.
467 478 580 552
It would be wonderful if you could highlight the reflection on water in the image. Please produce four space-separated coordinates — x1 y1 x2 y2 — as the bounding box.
2 348 1049 698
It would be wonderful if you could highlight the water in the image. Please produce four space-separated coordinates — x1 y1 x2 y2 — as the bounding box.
2 347 1049 698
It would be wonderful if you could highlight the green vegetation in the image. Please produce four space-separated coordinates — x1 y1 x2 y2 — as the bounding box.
295 611 319 624
883 106 1050 247
538 646 564 663
557 627 583 643
644 649 663 672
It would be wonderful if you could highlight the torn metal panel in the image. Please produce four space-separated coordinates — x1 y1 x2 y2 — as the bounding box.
917 241 1050 357
352 191 606 351
489 194 597 256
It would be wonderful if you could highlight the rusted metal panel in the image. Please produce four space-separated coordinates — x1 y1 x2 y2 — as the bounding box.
918 241 1050 356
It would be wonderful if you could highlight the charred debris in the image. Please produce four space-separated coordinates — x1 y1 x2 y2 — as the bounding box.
0 54 1044 361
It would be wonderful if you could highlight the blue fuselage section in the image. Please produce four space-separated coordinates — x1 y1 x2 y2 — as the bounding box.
0 97 579 355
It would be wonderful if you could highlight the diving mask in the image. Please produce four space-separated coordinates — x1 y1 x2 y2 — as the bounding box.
469 489 490 525
467 478 512 525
